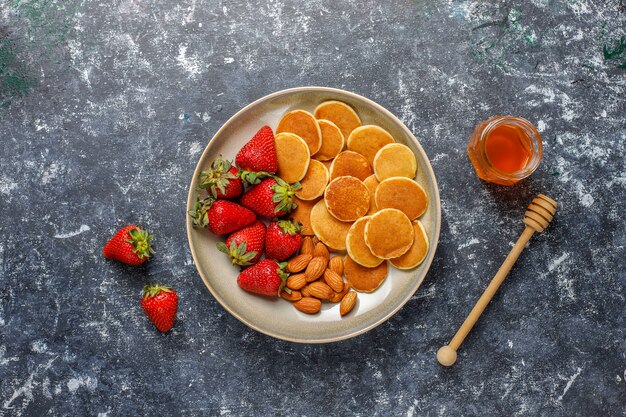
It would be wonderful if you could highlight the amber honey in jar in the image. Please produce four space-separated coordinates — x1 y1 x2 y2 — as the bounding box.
467 116 543 186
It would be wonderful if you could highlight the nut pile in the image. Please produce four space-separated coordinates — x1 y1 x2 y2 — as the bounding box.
280 236 357 316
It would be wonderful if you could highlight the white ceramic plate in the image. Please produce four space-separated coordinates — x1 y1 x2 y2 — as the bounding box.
186 87 441 343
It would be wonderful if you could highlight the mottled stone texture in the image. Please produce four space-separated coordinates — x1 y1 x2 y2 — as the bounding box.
0 0 624 415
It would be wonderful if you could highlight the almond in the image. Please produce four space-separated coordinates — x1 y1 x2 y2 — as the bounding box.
300 237 314 256
329 256 344 276
304 256 327 282
294 297 321 314
312 236 320 245
313 242 330 260
323 269 344 293
340 291 357 316
287 254 312 273
286 273 307 290
300 285 311 297
280 290 302 302
330 283 351 303
307 281 333 300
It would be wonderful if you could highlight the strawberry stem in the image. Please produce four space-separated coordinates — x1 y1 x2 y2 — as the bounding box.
271 177 301 215
142 283 172 299
239 170 272 185
216 240 258 266
125 227 155 260
188 196 215 228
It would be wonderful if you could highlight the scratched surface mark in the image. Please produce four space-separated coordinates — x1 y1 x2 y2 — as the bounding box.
0 0 624 415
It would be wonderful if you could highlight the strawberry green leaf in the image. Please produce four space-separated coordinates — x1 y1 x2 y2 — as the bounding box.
239 170 272 185
188 196 215 228
142 283 173 299
277 219 301 235
125 227 156 260
217 240 257 266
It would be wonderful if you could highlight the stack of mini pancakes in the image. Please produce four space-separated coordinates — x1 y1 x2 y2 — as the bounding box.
276 100 429 293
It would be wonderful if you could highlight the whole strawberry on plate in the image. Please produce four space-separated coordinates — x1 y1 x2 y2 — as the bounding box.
197 155 243 199
188 197 256 235
265 219 303 261
217 220 266 266
103 225 155 266
236 125 278 185
141 283 178 332
237 259 290 296
240 177 301 217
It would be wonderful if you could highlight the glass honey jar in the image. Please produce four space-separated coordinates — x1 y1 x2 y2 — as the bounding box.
467 116 543 186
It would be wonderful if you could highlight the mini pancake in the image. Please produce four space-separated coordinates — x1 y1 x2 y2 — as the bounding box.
347 125 395 166
375 177 428 220
275 132 310 183
329 151 372 181
313 100 362 139
346 217 384 268
313 119 345 161
290 197 320 236
363 175 380 215
324 176 370 222
296 160 329 201
373 143 417 181
391 220 429 269
309 200 353 250
343 256 388 293
364 208 414 259
276 110 322 155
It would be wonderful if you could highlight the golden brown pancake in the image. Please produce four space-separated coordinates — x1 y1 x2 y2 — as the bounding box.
296 159 329 201
313 100 362 139
346 217 384 267
375 177 428 220
373 143 417 181
277 110 322 155
364 208 414 259
290 197 320 236
274 132 310 183
390 220 429 269
343 256 388 293
313 119 345 161
347 125 395 166
363 175 380 215
324 176 370 222
329 151 372 181
309 200 353 250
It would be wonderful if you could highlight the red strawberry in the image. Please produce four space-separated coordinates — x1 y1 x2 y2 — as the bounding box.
197 155 243 199
235 126 278 178
217 220 266 266
265 219 303 261
188 197 256 235
103 225 155 265
239 177 301 217
141 283 178 332
237 259 290 296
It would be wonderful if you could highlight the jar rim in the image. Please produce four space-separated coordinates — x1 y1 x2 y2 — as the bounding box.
478 116 543 181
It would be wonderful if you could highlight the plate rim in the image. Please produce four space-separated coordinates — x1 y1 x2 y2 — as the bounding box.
186 86 441 343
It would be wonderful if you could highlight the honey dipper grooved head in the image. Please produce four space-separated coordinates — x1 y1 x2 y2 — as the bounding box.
523 194 557 233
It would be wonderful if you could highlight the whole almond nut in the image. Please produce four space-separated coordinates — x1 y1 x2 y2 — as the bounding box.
300 237 314 255
329 256 344 276
307 281 333 300
286 273 306 290
323 269 344 293
287 254 312 273
280 290 302 302
340 291 357 316
300 285 311 297
304 256 327 282
294 297 321 314
330 283 351 303
313 242 330 260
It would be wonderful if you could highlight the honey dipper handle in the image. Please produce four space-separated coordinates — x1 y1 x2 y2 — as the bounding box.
449 226 535 350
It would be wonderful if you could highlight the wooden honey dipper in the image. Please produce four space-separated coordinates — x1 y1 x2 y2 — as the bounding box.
437 194 557 366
